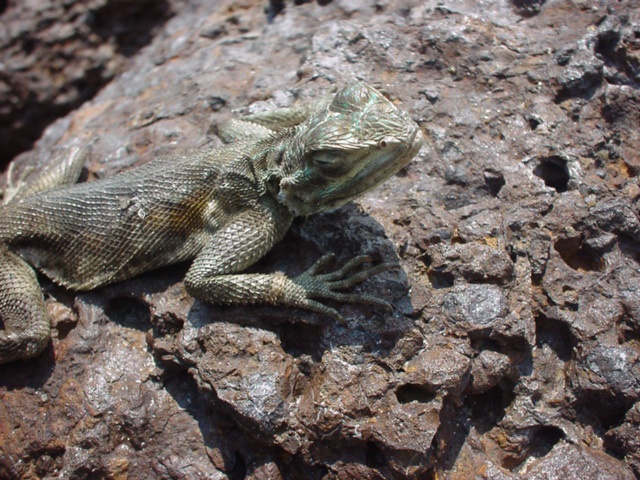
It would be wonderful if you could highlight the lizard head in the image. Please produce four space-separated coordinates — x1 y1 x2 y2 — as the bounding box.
277 82 423 216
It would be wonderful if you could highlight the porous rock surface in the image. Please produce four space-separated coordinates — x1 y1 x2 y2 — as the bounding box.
1 0 639 478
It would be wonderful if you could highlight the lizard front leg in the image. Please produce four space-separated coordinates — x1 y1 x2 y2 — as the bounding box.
0 247 50 364
184 202 396 323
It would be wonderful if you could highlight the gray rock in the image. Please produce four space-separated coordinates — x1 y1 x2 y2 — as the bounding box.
1 1 639 479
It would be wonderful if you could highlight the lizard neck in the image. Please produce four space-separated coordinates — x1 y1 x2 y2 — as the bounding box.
251 128 297 205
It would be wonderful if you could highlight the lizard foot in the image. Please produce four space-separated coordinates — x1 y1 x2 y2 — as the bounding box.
289 253 398 325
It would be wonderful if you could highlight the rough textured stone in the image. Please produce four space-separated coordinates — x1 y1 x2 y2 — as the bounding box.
521 443 636 480
1 0 639 478
0 0 178 163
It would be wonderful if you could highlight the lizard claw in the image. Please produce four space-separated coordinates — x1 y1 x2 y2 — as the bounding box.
290 254 399 324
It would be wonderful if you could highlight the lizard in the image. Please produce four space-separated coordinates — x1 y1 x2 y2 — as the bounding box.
0 82 422 364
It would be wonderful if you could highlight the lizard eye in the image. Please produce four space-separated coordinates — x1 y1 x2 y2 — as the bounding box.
311 151 350 176
312 151 340 165
378 137 395 150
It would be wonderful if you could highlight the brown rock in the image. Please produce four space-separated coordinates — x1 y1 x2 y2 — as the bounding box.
1 1 639 478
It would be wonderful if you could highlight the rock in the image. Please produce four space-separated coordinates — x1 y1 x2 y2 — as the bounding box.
0 0 176 163
468 350 513 394
570 343 640 417
444 283 508 333
185 323 293 434
522 442 635 480
1 1 640 478
604 402 640 477
402 345 472 396
427 242 514 285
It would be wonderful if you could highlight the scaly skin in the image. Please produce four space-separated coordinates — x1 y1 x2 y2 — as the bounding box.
0 82 422 364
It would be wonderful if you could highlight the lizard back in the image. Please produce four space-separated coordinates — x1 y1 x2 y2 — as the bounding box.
0 145 257 290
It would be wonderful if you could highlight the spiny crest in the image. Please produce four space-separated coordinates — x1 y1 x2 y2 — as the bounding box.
328 82 382 117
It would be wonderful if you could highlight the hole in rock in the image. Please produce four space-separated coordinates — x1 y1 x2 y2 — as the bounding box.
619 236 640 265
228 451 247 480
594 29 622 68
55 315 78 340
366 441 386 468
535 313 576 361
527 116 541 130
501 425 564 471
278 323 324 361
105 296 151 329
533 156 570 193
396 383 436 404
428 270 455 289
511 0 546 17
468 384 515 434
88 0 173 57
484 169 506 197
266 0 285 21
554 237 605 272
528 425 564 458
618 314 640 344
574 384 632 431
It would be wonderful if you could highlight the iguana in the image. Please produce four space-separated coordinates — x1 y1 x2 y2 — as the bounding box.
0 82 422 364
